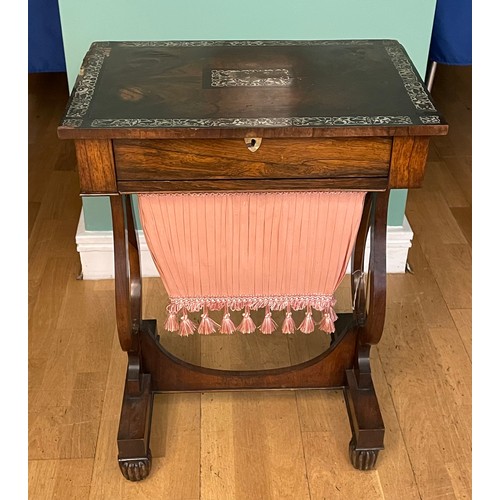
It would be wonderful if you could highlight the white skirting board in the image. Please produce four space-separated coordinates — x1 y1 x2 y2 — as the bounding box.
75 210 414 280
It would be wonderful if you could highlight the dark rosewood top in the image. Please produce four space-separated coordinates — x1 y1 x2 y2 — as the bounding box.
58 40 447 140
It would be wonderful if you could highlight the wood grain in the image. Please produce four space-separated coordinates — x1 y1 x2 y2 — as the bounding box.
114 137 391 181
378 298 471 499
388 136 430 188
74 139 117 193
117 177 388 193
29 459 94 500
59 123 449 141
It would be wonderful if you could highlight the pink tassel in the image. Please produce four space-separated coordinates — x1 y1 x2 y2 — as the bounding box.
259 305 277 334
237 305 256 334
220 305 236 335
299 305 315 334
179 308 197 337
282 305 296 334
165 310 179 332
318 307 336 333
331 307 338 322
198 305 220 335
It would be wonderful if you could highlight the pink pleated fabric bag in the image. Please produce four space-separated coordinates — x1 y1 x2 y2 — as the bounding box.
138 191 366 336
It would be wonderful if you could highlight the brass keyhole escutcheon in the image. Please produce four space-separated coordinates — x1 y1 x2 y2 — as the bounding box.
244 137 262 152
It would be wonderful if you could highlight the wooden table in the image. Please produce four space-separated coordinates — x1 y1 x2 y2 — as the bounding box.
58 40 447 481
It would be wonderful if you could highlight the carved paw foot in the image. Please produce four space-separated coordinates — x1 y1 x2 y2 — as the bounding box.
118 450 152 481
349 438 379 470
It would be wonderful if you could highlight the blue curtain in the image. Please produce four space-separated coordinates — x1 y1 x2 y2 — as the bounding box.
429 0 472 65
28 0 66 72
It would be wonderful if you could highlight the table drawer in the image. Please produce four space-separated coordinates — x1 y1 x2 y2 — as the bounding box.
113 138 392 181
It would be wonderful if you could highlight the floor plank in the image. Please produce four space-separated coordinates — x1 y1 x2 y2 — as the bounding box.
29 459 94 500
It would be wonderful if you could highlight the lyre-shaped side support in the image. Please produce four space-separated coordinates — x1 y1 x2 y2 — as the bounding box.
111 195 153 481
344 190 389 470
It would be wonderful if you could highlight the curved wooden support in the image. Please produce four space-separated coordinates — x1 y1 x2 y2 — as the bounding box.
111 195 137 352
351 191 389 343
349 191 389 387
359 190 389 346
351 193 372 325
125 194 142 337
110 194 143 353
140 315 357 392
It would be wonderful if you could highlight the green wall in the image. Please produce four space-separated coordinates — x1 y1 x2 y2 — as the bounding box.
58 0 437 230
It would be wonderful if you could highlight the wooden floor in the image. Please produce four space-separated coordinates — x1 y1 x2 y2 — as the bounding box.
28 64 472 499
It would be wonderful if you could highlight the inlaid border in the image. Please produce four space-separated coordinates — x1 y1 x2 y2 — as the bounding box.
90 115 413 128
419 115 441 124
63 45 111 127
383 41 436 112
60 40 443 129
117 40 376 48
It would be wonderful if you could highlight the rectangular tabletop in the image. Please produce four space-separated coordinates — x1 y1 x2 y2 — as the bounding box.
58 40 448 140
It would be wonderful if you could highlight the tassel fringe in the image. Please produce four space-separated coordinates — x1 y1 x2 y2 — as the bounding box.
179 308 197 336
220 306 236 334
298 305 315 334
165 299 337 336
259 306 277 334
281 305 296 334
318 307 336 334
237 305 257 334
165 311 179 332
198 305 220 335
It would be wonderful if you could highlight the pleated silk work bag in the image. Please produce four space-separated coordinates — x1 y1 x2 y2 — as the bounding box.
138 191 366 336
